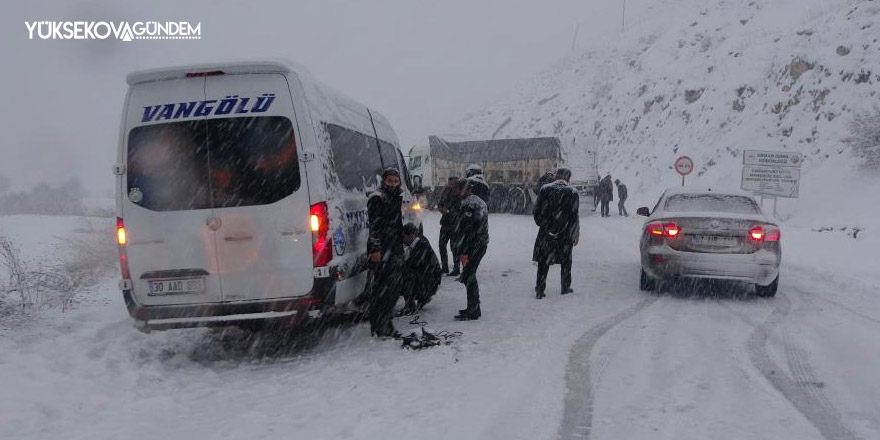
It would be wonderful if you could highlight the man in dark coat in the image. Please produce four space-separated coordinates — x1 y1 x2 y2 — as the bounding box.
532 168 580 298
615 179 629 217
599 174 613 217
366 168 405 338
465 163 491 204
397 223 443 315
438 176 462 276
537 172 555 193
454 179 490 321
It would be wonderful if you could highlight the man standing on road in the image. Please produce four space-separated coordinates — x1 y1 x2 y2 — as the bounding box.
366 168 405 338
532 168 580 299
455 179 490 321
438 176 462 277
615 179 629 217
592 174 601 212
599 174 613 218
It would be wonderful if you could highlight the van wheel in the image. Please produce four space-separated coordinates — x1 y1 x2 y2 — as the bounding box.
755 276 778 297
639 268 657 291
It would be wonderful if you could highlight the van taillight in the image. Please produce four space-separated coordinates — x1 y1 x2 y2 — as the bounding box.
309 202 332 267
116 217 127 245
116 218 131 281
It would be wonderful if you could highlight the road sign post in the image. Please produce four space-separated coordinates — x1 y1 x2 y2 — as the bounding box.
674 156 694 186
741 150 802 218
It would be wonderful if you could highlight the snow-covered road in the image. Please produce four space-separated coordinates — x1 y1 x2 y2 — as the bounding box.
1 211 878 440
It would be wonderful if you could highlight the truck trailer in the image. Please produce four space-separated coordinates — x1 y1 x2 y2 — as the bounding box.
409 135 564 213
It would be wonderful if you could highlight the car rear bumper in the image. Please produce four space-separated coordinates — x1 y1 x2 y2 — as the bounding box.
123 277 335 332
642 246 780 285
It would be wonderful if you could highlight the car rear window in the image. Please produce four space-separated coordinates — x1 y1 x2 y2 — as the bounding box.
664 194 760 214
127 116 299 211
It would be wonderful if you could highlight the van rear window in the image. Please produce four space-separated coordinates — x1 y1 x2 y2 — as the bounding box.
127 117 300 211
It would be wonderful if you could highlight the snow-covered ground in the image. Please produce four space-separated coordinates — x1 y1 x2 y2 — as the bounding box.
1 210 878 440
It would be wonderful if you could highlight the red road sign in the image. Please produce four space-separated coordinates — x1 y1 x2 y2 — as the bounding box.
675 156 694 176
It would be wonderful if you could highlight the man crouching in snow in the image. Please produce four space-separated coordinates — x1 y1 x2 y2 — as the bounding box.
455 179 489 321
397 223 443 316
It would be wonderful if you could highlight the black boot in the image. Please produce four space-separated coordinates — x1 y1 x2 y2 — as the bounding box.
536 289 546 299
561 287 574 295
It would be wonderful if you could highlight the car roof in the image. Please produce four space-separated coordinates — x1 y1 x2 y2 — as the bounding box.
659 187 758 199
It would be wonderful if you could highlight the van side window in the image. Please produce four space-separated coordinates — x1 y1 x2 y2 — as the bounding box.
326 123 384 191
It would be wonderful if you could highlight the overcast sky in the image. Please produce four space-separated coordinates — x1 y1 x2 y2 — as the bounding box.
0 0 653 196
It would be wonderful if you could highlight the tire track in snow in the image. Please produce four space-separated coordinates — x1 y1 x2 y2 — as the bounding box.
745 292 860 440
557 296 658 440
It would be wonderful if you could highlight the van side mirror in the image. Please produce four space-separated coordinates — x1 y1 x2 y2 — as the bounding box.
636 207 650 217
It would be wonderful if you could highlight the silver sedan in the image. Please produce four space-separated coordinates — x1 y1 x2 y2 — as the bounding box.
637 189 781 296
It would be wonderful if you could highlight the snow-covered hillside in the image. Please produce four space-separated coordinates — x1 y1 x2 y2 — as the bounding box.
458 0 880 225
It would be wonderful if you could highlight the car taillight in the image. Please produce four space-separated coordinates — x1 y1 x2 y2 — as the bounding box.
309 202 332 267
750 225 781 242
749 226 764 241
647 222 681 238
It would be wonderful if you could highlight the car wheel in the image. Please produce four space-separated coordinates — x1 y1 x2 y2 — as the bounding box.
755 275 778 297
639 268 657 291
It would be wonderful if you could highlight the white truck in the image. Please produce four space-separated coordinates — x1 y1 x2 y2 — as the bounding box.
409 135 564 213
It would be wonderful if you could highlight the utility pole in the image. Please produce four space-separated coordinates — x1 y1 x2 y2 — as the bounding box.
622 0 627 32
571 23 581 51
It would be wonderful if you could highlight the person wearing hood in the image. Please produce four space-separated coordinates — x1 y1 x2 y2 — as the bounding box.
532 168 580 298
465 163 491 205
454 178 490 321
615 179 629 217
365 168 405 338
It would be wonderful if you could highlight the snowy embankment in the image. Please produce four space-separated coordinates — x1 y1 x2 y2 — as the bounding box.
2 210 879 440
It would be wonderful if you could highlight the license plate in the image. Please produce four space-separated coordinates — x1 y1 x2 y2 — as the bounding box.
692 235 738 247
148 278 205 295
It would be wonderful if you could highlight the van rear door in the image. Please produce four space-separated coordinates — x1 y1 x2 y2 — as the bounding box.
123 77 223 306
205 74 313 302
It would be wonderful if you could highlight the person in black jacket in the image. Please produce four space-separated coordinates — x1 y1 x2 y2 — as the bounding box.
532 168 580 298
397 223 443 316
454 179 490 321
465 163 491 204
438 176 462 276
599 174 613 218
615 179 629 217
366 168 405 338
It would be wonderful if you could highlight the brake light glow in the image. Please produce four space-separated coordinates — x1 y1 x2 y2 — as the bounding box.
116 217 127 245
309 202 332 267
750 225 780 242
116 217 131 281
412 202 422 211
646 222 681 238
